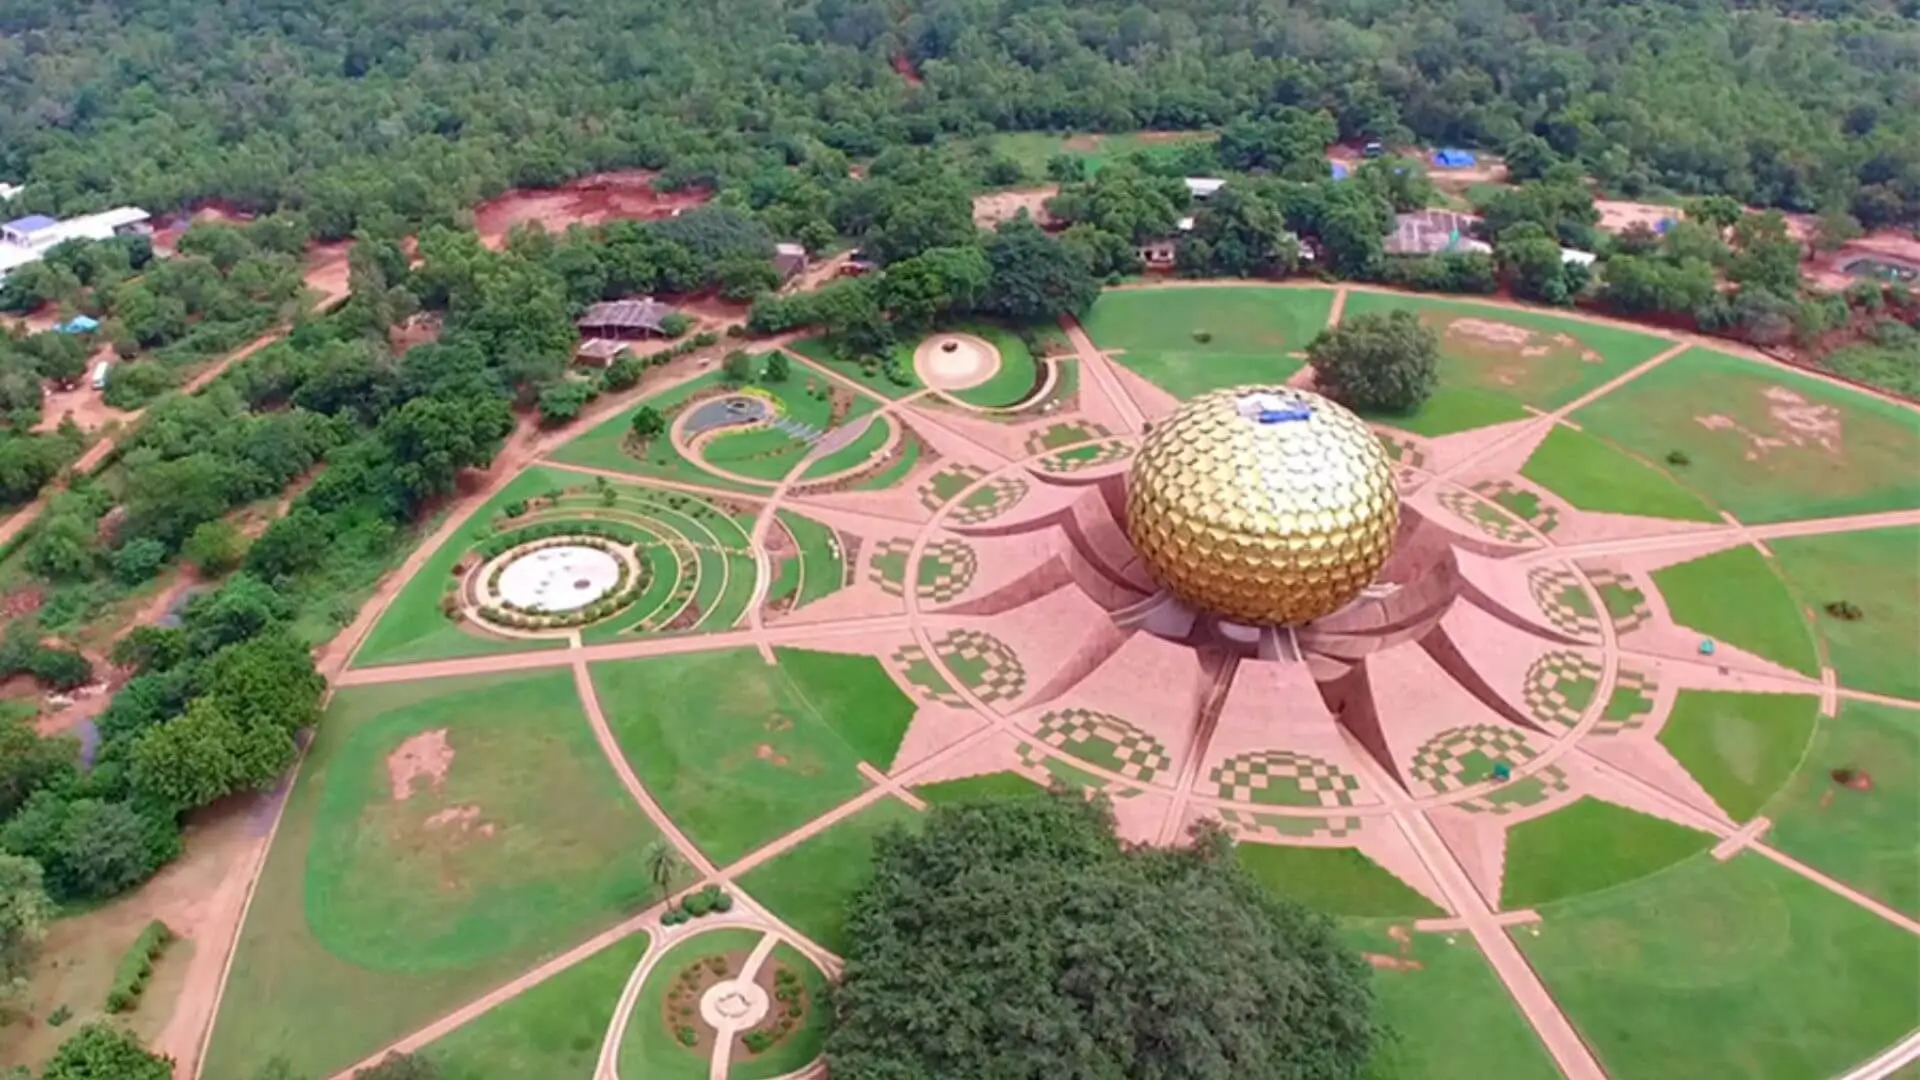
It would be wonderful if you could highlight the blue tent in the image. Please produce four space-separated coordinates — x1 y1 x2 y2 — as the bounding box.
56 315 99 334
1431 148 1476 169
1329 162 1350 181
1654 217 1678 235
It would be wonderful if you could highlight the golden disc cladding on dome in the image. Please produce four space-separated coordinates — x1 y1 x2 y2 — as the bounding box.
1125 385 1399 625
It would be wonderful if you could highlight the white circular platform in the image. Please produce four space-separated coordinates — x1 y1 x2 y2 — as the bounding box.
699 978 770 1031
496 545 621 612
914 333 1001 391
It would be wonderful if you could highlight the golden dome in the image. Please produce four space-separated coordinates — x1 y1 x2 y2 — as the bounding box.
1126 386 1399 625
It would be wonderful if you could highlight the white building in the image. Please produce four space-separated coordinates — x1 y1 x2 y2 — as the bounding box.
0 206 151 285
0 184 23 202
1184 177 1227 199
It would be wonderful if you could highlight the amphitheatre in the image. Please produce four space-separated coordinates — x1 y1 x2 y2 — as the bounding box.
190 281 1916 1080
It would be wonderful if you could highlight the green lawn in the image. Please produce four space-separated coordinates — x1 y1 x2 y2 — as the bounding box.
736 798 922 955
733 942 834 1080
1520 426 1719 521
619 929 762 1080
789 337 920 399
774 646 918 770
351 467 575 668
546 370 763 492
1651 545 1819 676
1235 843 1445 918
913 770 1047 804
802 413 894 480
1500 798 1715 909
1081 286 1334 400
934 325 1040 409
775 512 845 611
1348 925 1558 1080
1359 387 1531 438
1340 292 1671 411
700 379 878 483
1572 347 1920 523
1769 527 1920 699
590 649 873 864
972 130 1217 177
1520 853 1920 1080
423 931 650 1079
201 671 664 1080
851 433 921 491
1656 691 1820 822
1765 701 1918 917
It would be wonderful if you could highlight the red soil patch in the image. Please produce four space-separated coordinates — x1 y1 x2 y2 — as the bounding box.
1362 923 1425 971
890 54 924 87
973 187 1058 229
1595 200 1679 236
659 951 749 1056
473 171 710 250
424 803 496 838
1694 385 1843 460
387 728 455 801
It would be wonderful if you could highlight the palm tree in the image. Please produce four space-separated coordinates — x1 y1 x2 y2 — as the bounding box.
643 840 682 904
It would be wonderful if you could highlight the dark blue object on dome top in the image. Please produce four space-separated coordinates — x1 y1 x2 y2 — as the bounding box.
1257 406 1312 424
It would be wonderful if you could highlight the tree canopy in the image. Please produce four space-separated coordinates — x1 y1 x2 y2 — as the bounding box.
1307 310 1441 415
828 789 1377 1080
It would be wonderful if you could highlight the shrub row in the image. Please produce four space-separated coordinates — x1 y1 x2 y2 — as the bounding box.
475 519 649 562
661 884 732 925
105 920 174 1013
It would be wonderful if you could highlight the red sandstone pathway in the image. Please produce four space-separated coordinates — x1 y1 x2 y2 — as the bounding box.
1062 316 1147 434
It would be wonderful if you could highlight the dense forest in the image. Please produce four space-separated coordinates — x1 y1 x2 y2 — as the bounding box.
1 0 1918 232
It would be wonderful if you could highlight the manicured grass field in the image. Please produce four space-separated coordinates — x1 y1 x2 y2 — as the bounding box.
1764 701 1917 916
1499 798 1714 909
912 770 1046 804
1571 346 1920 523
802 413 893 479
1360 387 1531 438
1348 925 1558 1080
1235 843 1445 918
619 929 763 1080
1519 853 1920 1080
1081 286 1334 399
852 433 921 491
547 370 764 493
1655 691 1820 822
773 511 845 611
1651 545 1819 676
937 325 1040 408
1520 427 1718 521
1340 292 1670 411
202 672 663 1080
736 798 922 955
789 337 920 399
424 931 650 1079
1768 527 1920 699
590 649 874 864
973 130 1217 177
774 646 918 770
351 467 574 668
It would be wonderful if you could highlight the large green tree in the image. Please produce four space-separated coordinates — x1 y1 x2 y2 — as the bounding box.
39 1024 173 1080
828 790 1377 1080
0 853 52 992
982 219 1099 323
1306 310 1440 414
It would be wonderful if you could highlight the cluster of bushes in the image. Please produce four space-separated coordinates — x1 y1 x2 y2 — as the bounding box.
742 966 807 1054
661 883 732 925
1372 252 1500 295
105 920 175 1013
0 623 94 693
474 519 646 562
473 535 650 631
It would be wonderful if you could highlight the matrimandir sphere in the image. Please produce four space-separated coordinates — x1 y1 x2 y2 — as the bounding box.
1125 386 1400 626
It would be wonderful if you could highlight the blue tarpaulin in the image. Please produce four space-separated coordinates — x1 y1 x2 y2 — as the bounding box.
1431 148 1476 168
1654 218 1677 235
56 315 99 334
1329 162 1350 180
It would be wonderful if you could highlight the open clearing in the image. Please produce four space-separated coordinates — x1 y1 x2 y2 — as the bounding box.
1499 798 1714 910
1655 691 1820 822
1651 546 1821 677
1763 701 1917 917
1768 526 1920 699
1572 347 1920 523
1520 853 1920 1080
1349 923 1559 1080
1082 286 1333 399
1520 426 1719 522
200 671 660 1080
1236 843 1444 919
589 649 879 864
422 931 649 1078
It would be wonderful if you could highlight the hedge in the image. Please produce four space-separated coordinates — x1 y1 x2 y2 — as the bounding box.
105 920 174 1013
